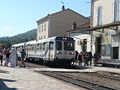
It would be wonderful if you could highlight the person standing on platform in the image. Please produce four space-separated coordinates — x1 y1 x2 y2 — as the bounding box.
2 48 8 66
88 52 92 66
20 49 26 68
4 49 10 67
0 47 3 65
84 52 89 66
73 51 79 65
77 52 83 66
0 52 3 65
9 47 17 68
94 52 100 66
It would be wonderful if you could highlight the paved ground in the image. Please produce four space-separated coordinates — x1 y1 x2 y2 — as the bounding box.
0 66 87 90
1 64 120 90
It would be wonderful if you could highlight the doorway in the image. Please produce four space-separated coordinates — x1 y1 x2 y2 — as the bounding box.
95 37 101 54
112 47 119 59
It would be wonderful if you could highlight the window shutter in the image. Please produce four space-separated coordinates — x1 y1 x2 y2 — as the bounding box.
97 6 102 25
114 0 119 22
118 0 120 21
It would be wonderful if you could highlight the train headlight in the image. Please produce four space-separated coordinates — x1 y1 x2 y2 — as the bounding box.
56 51 62 54
69 52 74 55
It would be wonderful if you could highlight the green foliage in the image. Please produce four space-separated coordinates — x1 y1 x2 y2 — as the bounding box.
0 29 37 48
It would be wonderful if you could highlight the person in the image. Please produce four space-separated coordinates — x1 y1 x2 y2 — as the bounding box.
2 48 8 66
0 52 3 65
72 51 79 65
0 47 3 65
94 52 100 66
77 52 83 65
84 52 89 66
88 52 92 66
20 49 26 68
9 47 17 68
4 49 10 67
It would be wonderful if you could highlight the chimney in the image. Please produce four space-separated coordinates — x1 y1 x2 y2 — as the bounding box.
72 22 77 30
62 5 65 11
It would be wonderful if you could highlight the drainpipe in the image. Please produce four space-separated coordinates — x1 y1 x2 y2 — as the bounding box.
90 0 94 54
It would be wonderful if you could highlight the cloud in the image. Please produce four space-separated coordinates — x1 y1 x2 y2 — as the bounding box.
3 26 12 30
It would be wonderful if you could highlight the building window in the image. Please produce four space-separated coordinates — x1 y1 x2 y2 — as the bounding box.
114 0 119 22
44 35 46 39
97 6 102 25
42 25 43 32
39 37 41 40
44 24 46 31
39 25 41 32
41 36 43 39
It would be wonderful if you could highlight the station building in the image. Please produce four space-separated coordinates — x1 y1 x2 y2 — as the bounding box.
36 6 89 40
67 22 91 53
91 0 120 60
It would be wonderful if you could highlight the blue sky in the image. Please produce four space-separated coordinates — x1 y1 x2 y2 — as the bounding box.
0 0 90 37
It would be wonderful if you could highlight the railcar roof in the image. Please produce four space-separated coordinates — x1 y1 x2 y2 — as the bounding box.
25 40 36 45
36 36 75 43
12 42 25 47
36 37 56 43
12 36 74 47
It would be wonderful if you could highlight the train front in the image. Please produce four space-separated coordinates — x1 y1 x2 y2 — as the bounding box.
54 37 75 64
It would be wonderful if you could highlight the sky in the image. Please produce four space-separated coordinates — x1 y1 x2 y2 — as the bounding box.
0 0 90 37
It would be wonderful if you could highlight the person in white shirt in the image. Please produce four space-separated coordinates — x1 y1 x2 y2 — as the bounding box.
9 47 17 68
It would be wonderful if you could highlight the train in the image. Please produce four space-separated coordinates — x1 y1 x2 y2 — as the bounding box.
12 36 75 65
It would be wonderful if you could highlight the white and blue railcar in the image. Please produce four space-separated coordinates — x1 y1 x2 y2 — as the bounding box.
12 36 75 64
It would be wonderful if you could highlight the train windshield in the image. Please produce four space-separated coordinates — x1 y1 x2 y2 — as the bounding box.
56 41 62 50
64 42 74 51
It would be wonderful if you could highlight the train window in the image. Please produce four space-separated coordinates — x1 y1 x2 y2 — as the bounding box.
56 41 62 50
30 45 32 51
40 43 42 50
36 44 40 50
27 45 30 50
43 42 47 50
31 45 34 50
49 42 54 50
64 42 74 51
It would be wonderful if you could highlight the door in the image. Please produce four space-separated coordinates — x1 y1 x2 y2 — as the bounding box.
113 47 119 59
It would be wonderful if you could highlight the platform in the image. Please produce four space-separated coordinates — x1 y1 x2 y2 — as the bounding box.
0 65 86 90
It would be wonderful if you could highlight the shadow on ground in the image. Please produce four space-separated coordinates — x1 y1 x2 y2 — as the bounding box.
0 79 17 90
0 70 9 74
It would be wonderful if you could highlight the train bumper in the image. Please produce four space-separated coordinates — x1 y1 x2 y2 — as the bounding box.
53 59 74 63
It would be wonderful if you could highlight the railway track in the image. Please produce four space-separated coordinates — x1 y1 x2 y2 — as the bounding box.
83 72 120 81
18 60 120 90
38 71 115 90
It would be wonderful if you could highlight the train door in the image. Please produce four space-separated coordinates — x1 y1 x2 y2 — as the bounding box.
48 41 54 61
55 41 62 59
25 45 28 59
42 42 48 60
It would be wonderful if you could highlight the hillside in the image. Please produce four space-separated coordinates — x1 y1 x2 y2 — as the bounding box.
11 29 37 41
0 29 37 48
